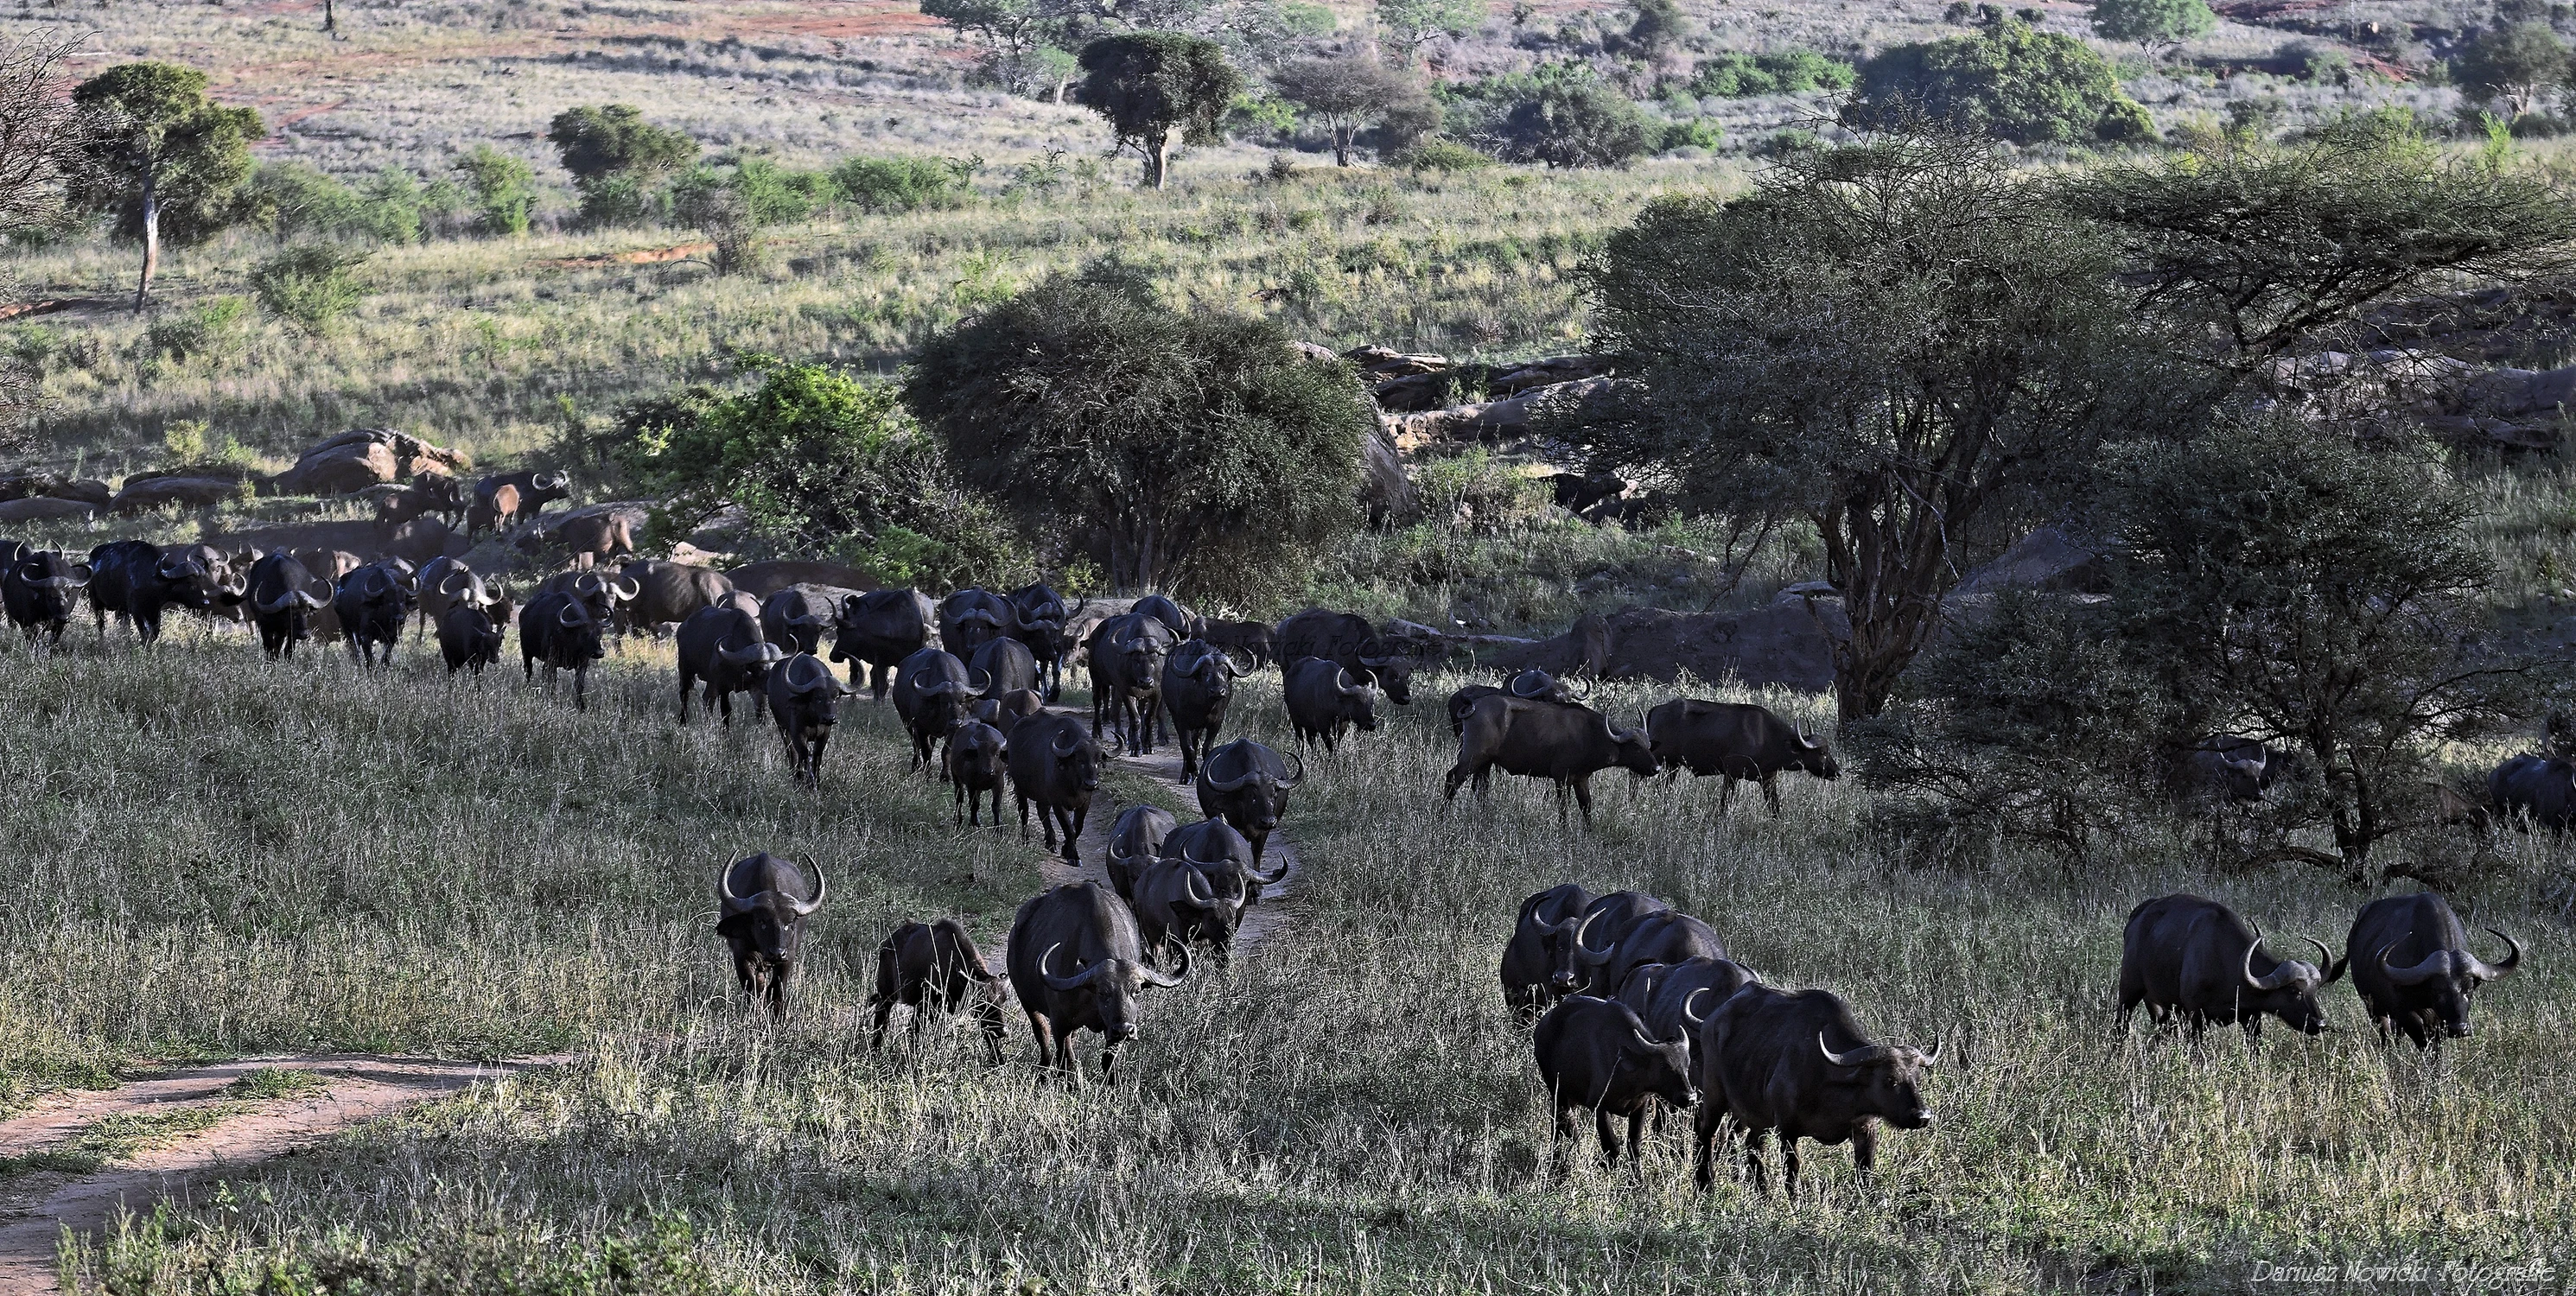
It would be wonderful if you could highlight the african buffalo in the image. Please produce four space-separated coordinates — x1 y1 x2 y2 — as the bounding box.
1161 639 1248 778
1448 670 1580 735
945 719 1009 825
245 552 333 660
2115 894 2343 1042
1157 816 1286 909
466 481 520 541
1133 593 1202 639
1195 739 1301 868
1005 880 1188 1080
1645 700 1839 816
1087 612 1176 756
1533 995 1699 1169
472 469 569 536
1447 696 1659 828
1201 619 1275 669
2348 892 2523 1047
1104 804 1180 900
1549 891 1670 997
939 588 1016 658
716 852 826 1017
1569 908 1727 1001
675 605 786 724
415 556 494 642
1502 884 1596 1023
760 588 829 657
2169 735 2292 804
1008 712 1103 861
545 510 637 565
892 647 983 772
86 540 222 646
969 636 1039 701
971 688 1045 730
1006 582 1073 700
1132 844 1256 969
437 601 508 675
1692 984 1938 1195
766 652 852 784
2 549 88 647
1616 956 1759 1062
1275 607 1415 703
334 560 417 667
520 588 608 710
538 569 641 628
831 588 938 699
872 918 1011 1062
2490 753 2576 829
1284 657 1381 753
372 479 451 534
620 559 735 633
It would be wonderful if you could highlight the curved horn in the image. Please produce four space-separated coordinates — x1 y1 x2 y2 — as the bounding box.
1140 943 1190 988
1511 672 1546 698
1182 866 1219 910
1051 727 1083 758
1202 758 1259 792
785 861 826 917
1178 835 1224 868
788 655 831 693
1819 1032 1895 1068
716 860 747 908
1279 749 1305 790
2242 930 2309 993
1248 852 1288 886
612 575 640 602
557 601 584 629
2467 927 2523 982
1918 1038 1939 1066
536 471 568 490
1568 673 1593 701
1682 986 1715 1026
1569 907 1615 968
967 667 992 694
1337 667 1367 698
436 569 473 600
255 584 299 613
2378 941 2452 988
1038 943 1102 991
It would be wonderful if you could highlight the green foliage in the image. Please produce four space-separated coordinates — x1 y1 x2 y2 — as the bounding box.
573 172 658 229
1272 55 1432 164
1391 137 1493 170
2452 21 2570 117
1411 448 1550 531
1623 0 1692 57
1846 19 2157 145
2284 40 2349 82
906 262 1371 598
1377 0 1485 54
546 104 700 186
1448 63 1652 168
1076 32 1244 187
1659 118 1724 150
454 144 535 237
1687 48 1856 97
250 244 370 334
140 296 250 363
829 156 974 213
241 162 432 244
671 182 762 276
724 158 836 225
2086 0 2214 54
69 60 264 248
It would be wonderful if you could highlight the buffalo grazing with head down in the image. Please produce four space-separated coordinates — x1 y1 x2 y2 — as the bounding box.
2115 894 2344 1042
1009 713 1104 861
1533 994 1700 1169
675 604 787 724
1547 890 1670 999
832 588 938 699
1568 908 1727 1005
1200 619 1275 670
245 552 334 660
716 852 826 1017
1447 696 1658 828
2 548 89 647
766 652 854 784
1132 844 1259 969
969 635 1039 701
893 647 983 772
1194 739 1301 869
2348 892 2522 1047
1448 670 1580 736
1692 984 1938 1196
1160 639 1249 778
1502 884 1597 1023
872 918 1011 1063
945 718 1009 826
620 559 735 633
2489 753 2576 829
1645 700 1838 816
1005 880 1189 1080
1616 956 1760 1065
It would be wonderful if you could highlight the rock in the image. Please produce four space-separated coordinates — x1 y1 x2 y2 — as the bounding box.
1384 377 1620 448
301 427 471 476
1360 423 1419 528
49 479 111 506
1344 345 1449 377
0 496 96 523
1954 524 2107 597
1487 353 1619 396
384 516 464 568
724 559 882 599
271 439 399 495
1290 340 1339 364
109 475 241 514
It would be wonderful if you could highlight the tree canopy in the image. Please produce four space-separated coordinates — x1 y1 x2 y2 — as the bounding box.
1075 33 1242 188
1272 54 1430 166
546 104 697 226
1846 19 2155 145
2451 22 2570 118
2087 0 2215 57
70 60 264 308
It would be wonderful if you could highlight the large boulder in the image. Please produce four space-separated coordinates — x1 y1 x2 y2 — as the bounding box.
1360 424 1419 528
109 475 240 514
1383 377 1620 449
1485 595 1845 690
298 427 470 479
1953 524 2105 597
0 496 96 524
725 560 881 599
271 438 399 496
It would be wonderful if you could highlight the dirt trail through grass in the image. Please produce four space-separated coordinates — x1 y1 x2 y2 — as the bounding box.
0 1055 577 1294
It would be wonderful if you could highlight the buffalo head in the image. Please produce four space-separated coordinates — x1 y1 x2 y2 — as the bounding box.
2379 928 2522 1039
1039 940 1187 1044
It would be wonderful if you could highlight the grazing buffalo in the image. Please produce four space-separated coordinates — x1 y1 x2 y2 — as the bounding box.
766 652 852 784
1201 619 1275 669
969 636 1039 701
1502 884 1597 1023
1533 995 1699 1169
938 588 1016 658
872 918 1011 1062
675 605 786 724
1275 608 1415 703
1104 804 1180 900
1160 640 1248 778
1157 817 1286 909
1087 612 1176 756
1284 657 1381 753
760 588 829 657
2490 753 2576 829
716 852 826 1017
945 719 1009 825
1549 892 1670 997
2169 735 2292 804
1194 739 1301 868
620 560 735 633
971 688 1046 730
520 588 609 710
1569 908 1727 1001
334 560 417 667
1448 670 1580 735
244 552 333 660
545 510 638 565
1005 880 1188 1080
1645 700 1839 816
2 549 88 646
832 588 938 699
1006 582 1073 700
1692 984 1937 1195
1447 696 1659 828
437 601 508 675
892 648 982 772
1616 957 1759 1062
471 470 569 536
2115 894 2343 1042
2348 893 2523 1047
1008 713 1103 861
1133 593 1202 639
86 541 220 646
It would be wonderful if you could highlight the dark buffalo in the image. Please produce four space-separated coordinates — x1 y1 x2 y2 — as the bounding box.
2490 753 2576 829
520 588 608 710
1448 670 1581 736
1615 956 1759 1062
892 647 982 772
244 552 333 660
1549 891 1670 997
970 687 1046 729
2169 735 2293 804
1132 829 1280 969
969 636 1039 701
2348 892 2523 1047
466 481 520 541
759 587 830 657
1104 804 1180 900
1086 612 1176 756
334 560 417 667
2 549 88 647
1692 984 1937 1195
415 556 493 641
620 559 735 632
716 852 826 1017
437 601 508 675
2115 894 2344 1042
945 719 1009 826
171 543 255 626
766 652 852 784
1160 640 1248 778
938 588 1016 658
1005 880 1188 1079
472 469 569 537
675 605 786 724
871 918 1010 1063
1447 696 1659 828
1645 700 1839 816
1008 713 1104 861
1570 908 1727 1001
1275 607 1415 703
1133 593 1202 639
1157 816 1286 909
86 541 220 646
1533 995 1699 1169
1194 739 1301 868
1201 619 1275 669
372 479 451 534
1502 884 1597 1023
831 588 938 700
1284 657 1381 753
1006 582 1073 700
538 569 641 628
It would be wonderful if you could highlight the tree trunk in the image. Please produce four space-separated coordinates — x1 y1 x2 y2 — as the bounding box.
131 170 159 312
1333 123 1352 167
323 0 338 34
1145 132 1170 189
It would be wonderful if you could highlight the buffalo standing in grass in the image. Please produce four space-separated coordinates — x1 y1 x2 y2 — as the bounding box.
945 719 1009 826
1447 696 1659 828
437 600 509 675
1284 658 1381 753
1568 908 1727 1001
716 853 826 1017
1275 607 1415 703
1534 995 1700 1170
1010 713 1103 861
1087 612 1176 756
2490 753 2576 829
616 560 735 634
970 636 1039 701
939 588 1016 658
2 549 87 648
2115 894 2343 1042
471 470 569 538
675 605 787 724
245 552 334 660
1160 640 1248 778
767 652 852 784
1692 984 1937 1195
1104 804 1180 901
1645 700 1839 816
1201 619 1275 669
1158 817 1285 910
2169 735 2292 805
1549 891 1670 998
2348 892 2523 1047
1448 670 1579 735
893 647 983 772
1006 582 1073 700
1195 739 1301 870
1132 848 1254 969
831 588 938 699
521 588 609 709
415 556 495 642
872 918 1010 1062
87 541 222 646
1502 884 1597 1023
334 560 417 667
1006 880 1188 1080
760 587 830 657
1616 956 1759 1063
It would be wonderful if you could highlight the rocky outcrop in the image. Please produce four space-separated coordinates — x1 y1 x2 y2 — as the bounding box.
1383 377 1620 448
725 560 881 599
1952 524 2106 597
270 429 470 496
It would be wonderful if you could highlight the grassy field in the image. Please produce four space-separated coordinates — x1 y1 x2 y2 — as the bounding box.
0 619 2566 1293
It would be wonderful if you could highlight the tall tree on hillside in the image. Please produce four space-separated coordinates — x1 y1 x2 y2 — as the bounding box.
0 35 86 452
70 61 263 310
1377 0 1485 61
2451 22 2570 118
1075 33 1242 188
2087 0 2215 59
1272 54 1430 164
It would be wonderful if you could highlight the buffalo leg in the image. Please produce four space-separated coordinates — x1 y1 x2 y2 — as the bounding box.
1850 1125 1878 1181
1595 1109 1622 1166
811 730 831 781
1742 1127 1771 1195
1572 777 1597 828
1719 775 1737 816
1762 772 1783 815
1017 792 1033 839
573 664 589 712
1692 1107 1721 1191
1780 1135 1803 1198
1626 1109 1649 1170
1025 1010 1058 1073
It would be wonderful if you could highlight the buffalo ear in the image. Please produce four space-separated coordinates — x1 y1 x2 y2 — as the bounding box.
715 912 752 939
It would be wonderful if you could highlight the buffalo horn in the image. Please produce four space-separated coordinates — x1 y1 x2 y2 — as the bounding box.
1280 749 1305 790
1795 720 1822 753
786 655 831 694
1568 674 1593 701
1203 756 1257 792
1182 866 1219 910
2377 941 2452 988
557 600 583 629
1337 667 1367 698
1248 852 1289 886
1682 986 1715 1026
574 572 605 599
1050 727 1083 758
1818 1033 1895 1067
437 569 473 600
716 860 749 911
612 574 640 603
1569 907 1614 968
2242 931 2312 993
2467 927 2523 982
536 471 568 490
1038 943 1103 991
785 861 826 917
255 585 298 614
1179 835 1223 868
1918 1039 1940 1066
967 667 992 694
1510 672 1545 698
1140 943 1191 987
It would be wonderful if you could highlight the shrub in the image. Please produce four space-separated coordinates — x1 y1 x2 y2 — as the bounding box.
455 144 534 237
1688 49 1857 97
830 156 972 213
250 244 369 334
140 296 251 362
2088 0 2215 55
1846 18 2158 145
1660 118 1724 150
1393 137 1493 171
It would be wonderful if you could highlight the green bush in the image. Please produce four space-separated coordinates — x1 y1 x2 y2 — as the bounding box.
139 296 251 362
1392 137 1494 170
1412 449 1551 531
454 144 534 237
830 156 973 213
250 244 370 334
1446 64 1653 168
1847 18 2158 145
241 162 437 244
1659 118 1725 150
1688 49 1857 98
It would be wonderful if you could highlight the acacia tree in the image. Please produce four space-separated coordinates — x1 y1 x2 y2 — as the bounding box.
1272 54 1428 165
906 263 1372 596
1076 33 1241 187
2087 0 2214 58
70 62 263 310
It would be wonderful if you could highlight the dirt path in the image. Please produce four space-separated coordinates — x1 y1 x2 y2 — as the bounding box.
0 1054 578 1295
